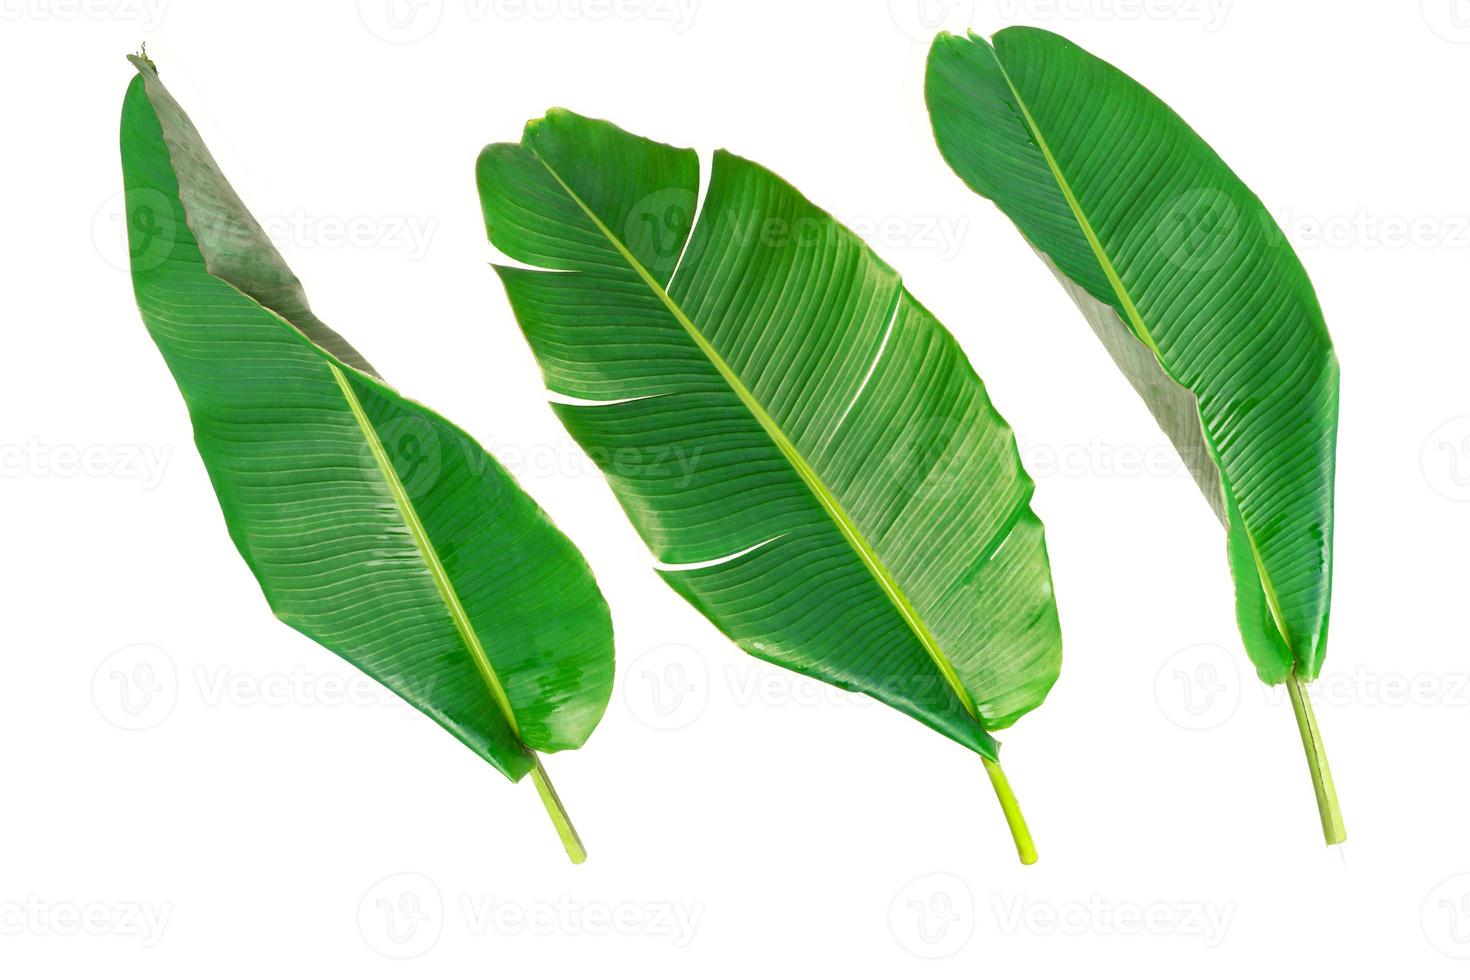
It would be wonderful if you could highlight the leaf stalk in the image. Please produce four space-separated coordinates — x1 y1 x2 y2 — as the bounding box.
530 755 586 864
1285 671 1346 846
983 756 1037 865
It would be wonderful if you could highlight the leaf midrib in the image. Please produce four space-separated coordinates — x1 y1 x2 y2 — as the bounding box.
137 76 531 766
984 35 1297 653
527 148 987 726
326 361 525 740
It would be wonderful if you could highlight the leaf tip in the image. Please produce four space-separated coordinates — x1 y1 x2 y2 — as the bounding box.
127 42 157 75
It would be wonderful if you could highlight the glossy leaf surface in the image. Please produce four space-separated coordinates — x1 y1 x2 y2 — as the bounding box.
120 61 613 858
926 28 1344 844
477 110 1062 773
927 28 1338 686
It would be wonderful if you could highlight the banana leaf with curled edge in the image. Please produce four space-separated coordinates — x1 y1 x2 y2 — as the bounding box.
477 109 1063 863
120 55 613 862
926 27 1343 844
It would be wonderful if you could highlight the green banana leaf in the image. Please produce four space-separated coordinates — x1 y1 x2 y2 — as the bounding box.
926 27 1343 844
120 55 613 863
476 109 1062 863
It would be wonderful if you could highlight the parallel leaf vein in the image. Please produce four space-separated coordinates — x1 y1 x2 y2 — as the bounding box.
983 38 1296 654
526 148 986 724
326 360 525 741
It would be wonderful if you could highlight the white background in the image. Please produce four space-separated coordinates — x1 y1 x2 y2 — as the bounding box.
3 0 1467 974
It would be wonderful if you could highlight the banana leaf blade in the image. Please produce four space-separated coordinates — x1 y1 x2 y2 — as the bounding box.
926 27 1343 843
121 59 614 859
478 110 1062 860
